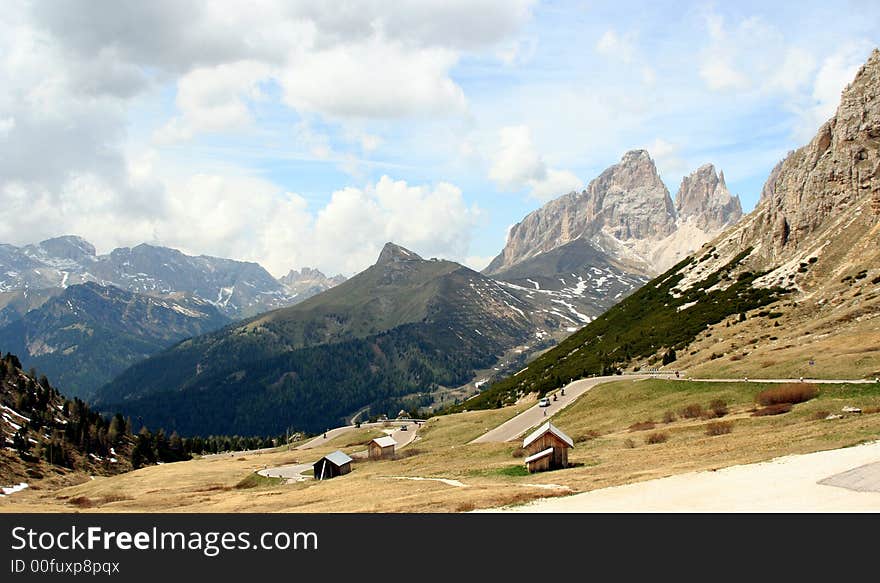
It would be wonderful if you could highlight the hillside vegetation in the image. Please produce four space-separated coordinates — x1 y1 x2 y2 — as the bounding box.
454 251 789 410
96 245 534 435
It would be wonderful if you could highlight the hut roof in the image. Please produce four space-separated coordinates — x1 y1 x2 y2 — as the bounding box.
370 436 397 448
322 450 353 467
524 447 554 464
522 422 574 449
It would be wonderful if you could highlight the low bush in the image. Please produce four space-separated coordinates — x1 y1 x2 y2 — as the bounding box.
623 438 637 449
813 410 830 420
756 383 817 406
751 403 793 417
645 432 668 445
706 421 733 436
662 410 676 424
575 430 600 443
628 420 656 432
67 496 93 508
710 399 729 417
511 447 526 458
680 403 704 419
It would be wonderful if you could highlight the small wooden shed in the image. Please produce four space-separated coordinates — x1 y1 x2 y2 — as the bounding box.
522 422 573 473
313 450 353 480
368 435 396 460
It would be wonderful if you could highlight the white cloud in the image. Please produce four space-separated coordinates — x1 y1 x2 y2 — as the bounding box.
647 138 688 179
596 29 637 64
154 61 272 143
698 12 816 95
0 165 480 277
0 116 14 135
311 176 481 274
280 38 467 119
790 43 871 141
489 125 581 201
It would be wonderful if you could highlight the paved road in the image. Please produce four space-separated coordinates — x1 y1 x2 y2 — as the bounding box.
258 463 312 482
470 374 878 445
470 375 651 444
818 460 880 493
296 419 422 450
258 420 422 482
682 377 878 384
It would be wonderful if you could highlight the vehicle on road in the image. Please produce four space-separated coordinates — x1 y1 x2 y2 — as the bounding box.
400 424 408 431
538 398 550 407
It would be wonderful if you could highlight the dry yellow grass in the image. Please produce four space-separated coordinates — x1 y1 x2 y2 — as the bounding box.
3 379 879 513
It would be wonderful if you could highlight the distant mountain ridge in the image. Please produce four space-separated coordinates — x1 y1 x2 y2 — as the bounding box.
0 282 230 399
0 236 346 319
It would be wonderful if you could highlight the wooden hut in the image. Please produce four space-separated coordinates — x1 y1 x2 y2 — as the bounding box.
522 422 573 473
313 450 353 480
368 436 396 460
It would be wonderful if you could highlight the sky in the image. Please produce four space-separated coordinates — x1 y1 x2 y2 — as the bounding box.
1 1 878 277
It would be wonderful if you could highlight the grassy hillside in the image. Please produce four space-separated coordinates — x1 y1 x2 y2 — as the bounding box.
7 377 879 513
454 250 790 410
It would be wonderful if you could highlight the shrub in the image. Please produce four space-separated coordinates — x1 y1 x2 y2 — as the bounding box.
662 410 676 424
756 383 818 406
813 410 830 420
68 496 93 508
680 403 704 419
751 403 793 417
628 420 656 432
862 406 880 415
575 430 600 443
623 438 637 449
710 399 728 417
645 432 668 445
511 447 526 458
706 421 733 436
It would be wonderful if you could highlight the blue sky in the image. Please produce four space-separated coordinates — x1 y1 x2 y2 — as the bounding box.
1 1 878 276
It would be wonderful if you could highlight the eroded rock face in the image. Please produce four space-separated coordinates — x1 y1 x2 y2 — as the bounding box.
750 48 880 261
485 149 676 274
675 164 743 231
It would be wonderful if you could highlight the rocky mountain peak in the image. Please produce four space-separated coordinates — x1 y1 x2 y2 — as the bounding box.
376 243 423 265
675 163 743 230
37 235 96 261
279 267 346 289
585 149 676 241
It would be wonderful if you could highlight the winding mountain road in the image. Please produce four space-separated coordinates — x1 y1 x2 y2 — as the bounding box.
470 374 877 444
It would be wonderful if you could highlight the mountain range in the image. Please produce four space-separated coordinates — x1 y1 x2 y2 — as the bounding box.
94 243 539 434
465 48 880 409
0 238 346 399
0 237 345 319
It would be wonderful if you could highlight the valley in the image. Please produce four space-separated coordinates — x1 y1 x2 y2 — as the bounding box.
1 44 879 514
4 375 879 512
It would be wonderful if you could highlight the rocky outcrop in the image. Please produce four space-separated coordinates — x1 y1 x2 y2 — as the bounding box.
675 164 743 230
749 48 880 261
376 242 423 265
485 149 743 278
279 267 346 300
486 150 676 275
